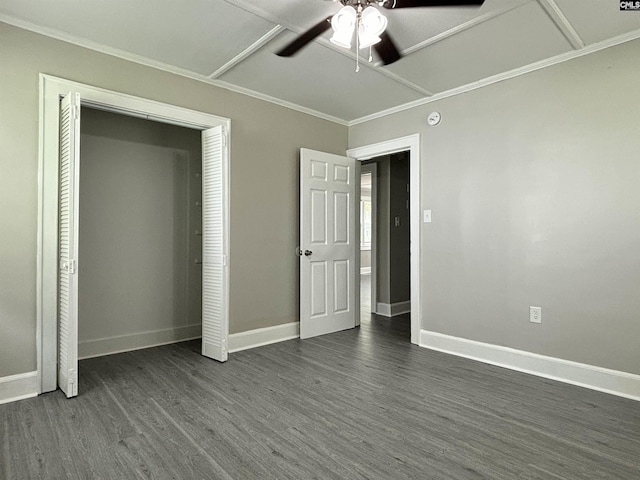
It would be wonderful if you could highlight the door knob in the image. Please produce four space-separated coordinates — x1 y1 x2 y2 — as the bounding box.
304 250 312 256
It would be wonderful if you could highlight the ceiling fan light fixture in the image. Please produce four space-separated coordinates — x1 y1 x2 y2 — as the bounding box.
331 6 356 33
277 0 484 66
358 25 381 49
331 5 356 29
330 30 354 48
360 6 387 36
330 5 356 48
358 6 387 49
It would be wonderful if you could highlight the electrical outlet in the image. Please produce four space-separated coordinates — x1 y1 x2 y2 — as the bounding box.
530 306 542 324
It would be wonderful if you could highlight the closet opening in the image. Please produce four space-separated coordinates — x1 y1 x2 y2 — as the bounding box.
77 108 204 360
38 75 231 397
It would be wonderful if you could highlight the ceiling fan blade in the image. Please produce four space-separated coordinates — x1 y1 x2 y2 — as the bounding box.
276 17 332 57
374 32 402 65
381 0 484 9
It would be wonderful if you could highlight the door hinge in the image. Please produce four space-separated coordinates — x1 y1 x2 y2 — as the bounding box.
222 255 228 266
69 259 77 274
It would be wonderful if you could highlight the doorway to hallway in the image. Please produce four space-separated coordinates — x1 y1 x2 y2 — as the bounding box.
359 151 411 331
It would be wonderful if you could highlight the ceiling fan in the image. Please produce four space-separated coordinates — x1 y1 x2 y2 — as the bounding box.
276 0 485 68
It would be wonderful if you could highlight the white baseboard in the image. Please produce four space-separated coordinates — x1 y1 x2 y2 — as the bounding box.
420 330 640 402
0 371 38 405
376 301 411 317
360 267 371 275
228 322 299 353
78 323 202 359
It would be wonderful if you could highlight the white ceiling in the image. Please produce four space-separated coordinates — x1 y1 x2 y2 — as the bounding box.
2 0 639 124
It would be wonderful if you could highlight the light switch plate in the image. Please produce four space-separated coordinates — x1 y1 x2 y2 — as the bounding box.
423 210 432 223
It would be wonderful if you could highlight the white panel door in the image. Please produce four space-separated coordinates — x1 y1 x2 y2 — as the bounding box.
58 92 80 398
201 126 229 361
300 148 357 339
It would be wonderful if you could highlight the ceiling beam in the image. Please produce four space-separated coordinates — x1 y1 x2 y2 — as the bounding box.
401 0 529 57
209 25 286 79
536 0 585 50
367 66 434 96
220 0 306 32
301 36 434 96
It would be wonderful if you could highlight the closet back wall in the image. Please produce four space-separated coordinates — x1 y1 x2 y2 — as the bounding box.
78 108 202 358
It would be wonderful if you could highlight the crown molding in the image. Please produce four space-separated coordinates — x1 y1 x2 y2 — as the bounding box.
212 79 348 125
348 27 640 127
0 15 349 126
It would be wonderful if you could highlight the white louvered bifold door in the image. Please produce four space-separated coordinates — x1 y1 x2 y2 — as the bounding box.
201 126 229 362
58 92 81 397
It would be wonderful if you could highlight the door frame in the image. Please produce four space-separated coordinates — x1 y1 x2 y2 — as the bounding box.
359 163 377 316
37 74 231 393
347 134 420 345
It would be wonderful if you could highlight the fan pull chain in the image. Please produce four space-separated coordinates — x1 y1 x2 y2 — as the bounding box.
355 24 360 72
369 46 373 63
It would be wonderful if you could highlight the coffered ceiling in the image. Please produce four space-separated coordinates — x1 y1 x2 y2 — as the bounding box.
1 0 639 124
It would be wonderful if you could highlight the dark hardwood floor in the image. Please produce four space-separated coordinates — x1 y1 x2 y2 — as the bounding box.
2 315 639 479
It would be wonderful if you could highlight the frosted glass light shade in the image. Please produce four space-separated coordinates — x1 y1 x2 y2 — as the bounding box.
358 24 382 49
331 30 354 48
358 6 387 48
330 6 356 48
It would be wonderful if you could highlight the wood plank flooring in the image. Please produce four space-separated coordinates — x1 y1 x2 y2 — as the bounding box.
2 315 639 479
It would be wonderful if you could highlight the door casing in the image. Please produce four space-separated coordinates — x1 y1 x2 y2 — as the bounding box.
359 163 377 317
37 74 231 393
348 134 421 344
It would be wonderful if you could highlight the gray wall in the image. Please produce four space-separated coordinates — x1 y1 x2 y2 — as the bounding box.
350 39 640 375
78 108 201 346
0 22 347 377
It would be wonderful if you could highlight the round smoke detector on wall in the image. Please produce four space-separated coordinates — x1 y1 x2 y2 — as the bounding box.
427 112 441 126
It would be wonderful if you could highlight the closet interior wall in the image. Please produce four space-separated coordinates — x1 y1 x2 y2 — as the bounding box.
78 107 202 358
